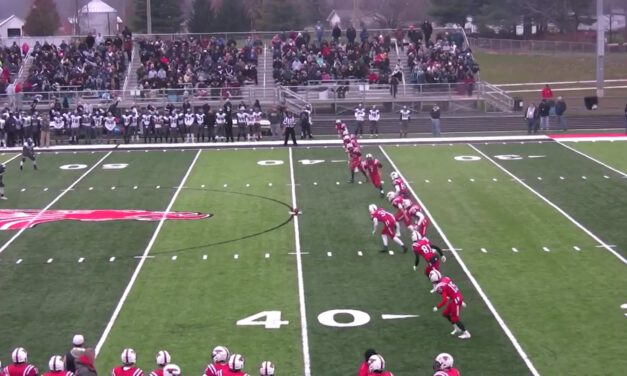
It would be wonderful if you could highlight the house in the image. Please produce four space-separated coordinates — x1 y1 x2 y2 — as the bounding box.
326 9 388 29
0 15 25 38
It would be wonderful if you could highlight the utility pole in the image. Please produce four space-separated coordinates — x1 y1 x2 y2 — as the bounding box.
596 0 604 98
352 0 360 28
147 0 152 34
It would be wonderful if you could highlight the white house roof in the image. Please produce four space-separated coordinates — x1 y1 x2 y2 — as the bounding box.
80 0 116 14
0 15 25 28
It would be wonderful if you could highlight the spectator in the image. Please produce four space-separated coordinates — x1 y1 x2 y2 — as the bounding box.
74 348 97 376
358 349 377 376
555 96 567 131
268 106 282 140
65 334 85 373
390 75 399 98
85 33 95 49
360 26 369 44
407 25 422 46
315 21 324 44
332 24 341 43
400 105 411 137
538 99 550 130
346 25 357 46
541 84 553 100
430 104 441 137
368 104 379 137
525 102 539 134
22 42 30 57
422 20 433 44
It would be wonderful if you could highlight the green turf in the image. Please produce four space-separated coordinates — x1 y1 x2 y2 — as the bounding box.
566 140 627 172
0 150 196 367
474 52 627 84
95 149 303 375
384 144 627 375
293 147 528 375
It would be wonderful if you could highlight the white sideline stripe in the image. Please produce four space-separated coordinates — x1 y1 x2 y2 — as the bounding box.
557 141 627 178
288 147 312 376
0 151 112 256
94 149 202 356
379 145 541 376
469 144 627 265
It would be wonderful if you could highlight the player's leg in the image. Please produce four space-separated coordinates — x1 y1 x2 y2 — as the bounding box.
379 234 389 252
31 155 37 170
0 178 5 199
20 157 25 171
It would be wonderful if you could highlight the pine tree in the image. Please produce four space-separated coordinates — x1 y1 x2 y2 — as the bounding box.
212 0 248 32
188 0 215 33
23 0 60 36
134 0 183 33
259 0 302 31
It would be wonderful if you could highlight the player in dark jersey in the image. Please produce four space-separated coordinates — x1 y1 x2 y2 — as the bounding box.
0 163 7 200
20 138 37 171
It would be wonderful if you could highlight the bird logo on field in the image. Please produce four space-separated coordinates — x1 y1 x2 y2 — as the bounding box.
0 209 212 230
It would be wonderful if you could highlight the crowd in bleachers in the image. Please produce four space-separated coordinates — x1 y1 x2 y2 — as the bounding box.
22 34 129 95
271 28 395 86
0 43 24 94
135 35 259 97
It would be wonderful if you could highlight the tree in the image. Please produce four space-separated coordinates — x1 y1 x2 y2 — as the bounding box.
188 0 215 33
23 0 60 36
259 0 302 30
429 0 487 27
212 0 249 32
134 0 183 33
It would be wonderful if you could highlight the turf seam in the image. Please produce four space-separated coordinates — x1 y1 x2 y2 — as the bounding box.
379 145 541 376
93 149 203 356
468 143 627 265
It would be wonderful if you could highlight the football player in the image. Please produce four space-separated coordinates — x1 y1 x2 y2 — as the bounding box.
389 172 409 198
363 154 384 197
433 353 459 376
258 362 274 376
20 138 37 171
347 144 368 183
358 349 377 376
404 200 428 237
3 348 38 376
162 364 180 376
369 204 407 253
0 163 7 200
44 356 73 376
335 119 347 135
386 192 406 223
223 354 248 376
204 346 229 376
112 349 144 376
430 272 471 339
411 232 445 276
366 354 393 376
149 351 171 376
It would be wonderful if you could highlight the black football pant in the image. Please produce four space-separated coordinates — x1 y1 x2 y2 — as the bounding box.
284 127 297 145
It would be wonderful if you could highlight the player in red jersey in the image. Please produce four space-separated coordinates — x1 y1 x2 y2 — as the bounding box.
369 204 407 253
3 348 38 376
44 356 73 376
223 354 249 376
430 272 471 339
363 154 384 197
411 232 445 276
389 172 409 198
347 144 368 183
0 361 4 376
149 351 171 376
112 349 144 376
204 346 230 376
403 199 429 237
386 192 407 224
358 349 377 376
366 354 393 376
433 353 460 376
335 119 347 135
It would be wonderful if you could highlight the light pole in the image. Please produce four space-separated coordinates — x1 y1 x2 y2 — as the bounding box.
147 0 152 34
596 0 604 98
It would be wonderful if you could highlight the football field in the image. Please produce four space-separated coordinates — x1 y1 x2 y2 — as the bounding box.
0 139 625 376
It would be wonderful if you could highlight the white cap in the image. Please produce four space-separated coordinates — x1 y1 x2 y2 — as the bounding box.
73 334 85 346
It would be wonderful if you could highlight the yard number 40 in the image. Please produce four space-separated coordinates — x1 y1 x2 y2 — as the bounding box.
237 309 371 329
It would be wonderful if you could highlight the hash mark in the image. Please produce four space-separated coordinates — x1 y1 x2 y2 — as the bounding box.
336 181 340 185
542 247 550 252
388 250 394 255
201 184 205 188
573 246 581 251
203 255 208 260
133 186 138 190
603 175 610 179
171 255 177 261
109 257 116 262
447 179 452 183
44 188 48 191
233 254 239 259
111 186 116 190
313 182 318 185
581 176 587 180
224 184 228 188
265 253 270 259
357 251 363 256
268 183 273 187
480 248 488 253
246 183 250 187
425 179 430 183
537 177 542 181
16 259 22 264
512 248 519 253
47 258 53 264
470 178 475 182
20 188 26 192
559 176 565 180
327 251 332 257
78 257 85 263
88 187 93 191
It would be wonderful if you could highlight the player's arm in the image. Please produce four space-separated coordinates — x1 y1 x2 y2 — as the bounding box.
371 217 378 234
436 291 449 309
432 244 446 263
414 250 420 267
414 211 425 225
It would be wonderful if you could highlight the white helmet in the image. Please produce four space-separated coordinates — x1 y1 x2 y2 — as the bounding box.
121 348 137 365
386 191 396 202
402 199 412 209
212 346 229 363
433 353 454 370
365 153 373 160
368 204 377 214
49 355 64 371
228 354 245 371
390 171 399 180
12 347 28 363
163 364 181 376
429 269 442 283
259 361 275 376
367 354 385 372
156 350 171 366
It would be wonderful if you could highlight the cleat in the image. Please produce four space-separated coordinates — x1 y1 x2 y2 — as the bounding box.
451 326 462 336
402 245 408 253
458 331 471 339
347 180 354 184
379 248 389 253
19 165 23 171
0 196 7 200
34 165 38 170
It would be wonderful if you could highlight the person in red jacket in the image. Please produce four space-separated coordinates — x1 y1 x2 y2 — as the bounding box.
358 349 377 376
44 356 74 376
3 348 38 376
541 84 553 100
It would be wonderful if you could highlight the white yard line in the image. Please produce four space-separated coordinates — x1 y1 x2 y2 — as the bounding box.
379 145 540 376
94 149 202 355
0 151 112 256
2 154 21 165
556 141 627 178
468 144 627 265
288 147 312 376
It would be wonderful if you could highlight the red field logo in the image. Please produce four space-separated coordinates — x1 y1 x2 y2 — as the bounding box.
0 209 212 230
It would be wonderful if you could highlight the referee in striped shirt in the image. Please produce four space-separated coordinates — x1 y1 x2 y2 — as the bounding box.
283 110 298 146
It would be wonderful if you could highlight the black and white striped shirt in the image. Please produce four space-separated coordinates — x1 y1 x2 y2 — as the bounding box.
283 115 296 128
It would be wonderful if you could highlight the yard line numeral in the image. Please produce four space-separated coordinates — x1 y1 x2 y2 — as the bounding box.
317 309 371 328
236 311 289 329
